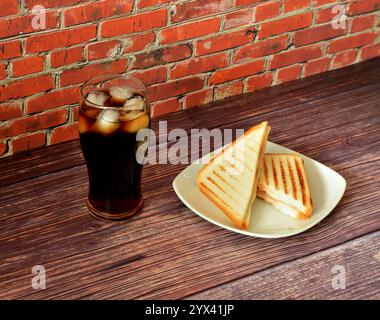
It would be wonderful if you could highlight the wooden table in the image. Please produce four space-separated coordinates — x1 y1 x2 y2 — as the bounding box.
1 58 379 300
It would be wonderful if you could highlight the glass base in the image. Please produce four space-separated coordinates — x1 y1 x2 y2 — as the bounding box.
87 198 143 221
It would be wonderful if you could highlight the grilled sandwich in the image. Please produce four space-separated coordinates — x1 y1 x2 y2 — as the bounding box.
196 121 270 229
257 154 313 219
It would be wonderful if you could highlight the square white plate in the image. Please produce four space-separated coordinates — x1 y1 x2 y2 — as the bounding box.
173 141 346 238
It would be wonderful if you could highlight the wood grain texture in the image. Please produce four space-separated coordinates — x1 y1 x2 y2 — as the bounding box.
188 232 380 300
0 160 379 300
0 58 379 299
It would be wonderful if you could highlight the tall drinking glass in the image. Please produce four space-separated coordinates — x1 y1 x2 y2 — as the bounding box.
79 75 150 221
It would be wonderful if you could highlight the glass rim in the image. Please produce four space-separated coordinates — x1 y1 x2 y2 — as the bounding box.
80 73 147 110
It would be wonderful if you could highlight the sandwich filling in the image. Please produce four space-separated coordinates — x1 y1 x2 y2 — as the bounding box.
257 190 308 219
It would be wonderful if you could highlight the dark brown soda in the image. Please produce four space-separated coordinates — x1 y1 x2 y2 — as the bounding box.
79 90 148 218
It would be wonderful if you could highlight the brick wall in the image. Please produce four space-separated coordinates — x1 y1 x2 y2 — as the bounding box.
0 0 379 157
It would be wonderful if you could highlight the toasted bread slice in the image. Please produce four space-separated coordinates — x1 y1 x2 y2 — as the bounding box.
258 154 313 219
196 121 270 229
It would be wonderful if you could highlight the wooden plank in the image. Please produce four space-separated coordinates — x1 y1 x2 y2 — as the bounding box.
188 232 380 300
0 158 378 299
0 58 379 187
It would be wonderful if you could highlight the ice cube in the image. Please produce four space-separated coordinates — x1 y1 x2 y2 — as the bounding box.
123 96 145 111
121 113 150 133
109 86 133 104
119 110 144 122
79 113 92 134
91 109 120 135
86 91 109 106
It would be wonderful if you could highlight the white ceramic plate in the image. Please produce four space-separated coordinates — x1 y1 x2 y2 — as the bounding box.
173 141 346 238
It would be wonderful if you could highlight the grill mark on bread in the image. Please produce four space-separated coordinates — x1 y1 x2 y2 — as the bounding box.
295 158 306 205
218 164 239 183
264 158 269 185
206 176 241 207
200 182 233 211
212 170 240 195
231 154 244 165
246 146 259 155
287 157 297 200
224 158 247 176
279 159 288 195
271 158 278 189
207 176 225 194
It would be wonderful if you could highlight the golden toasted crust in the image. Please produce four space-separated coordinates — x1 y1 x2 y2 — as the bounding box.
196 121 269 230
197 181 247 229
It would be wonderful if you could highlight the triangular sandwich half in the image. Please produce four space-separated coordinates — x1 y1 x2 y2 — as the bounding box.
257 154 313 219
196 121 270 229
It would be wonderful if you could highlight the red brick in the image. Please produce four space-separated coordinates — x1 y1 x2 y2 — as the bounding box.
0 40 21 59
0 12 59 39
350 15 376 33
132 66 167 86
331 49 357 69
328 32 377 53
101 9 167 38
50 46 84 68
312 0 335 7
123 32 155 54
160 17 220 45
347 0 380 16
236 0 266 6
183 89 213 108
60 59 128 87
209 59 265 85
71 105 79 121
0 1 18 17
132 44 192 69
0 101 22 121
246 72 273 92
88 40 121 61
50 123 79 145
0 75 54 103
315 7 335 24
0 140 6 156
360 44 380 61
148 76 204 102
170 52 229 79
0 109 68 139
171 0 233 23
26 86 80 114
26 25 96 53
137 0 172 9
293 24 346 47
303 57 330 76
276 64 302 84
151 98 181 117
284 0 309 13
258 12 312 39
25 0 87 9
64 0 132 26
0 63 5 80
12 132 46 154
270 44 323 69
234 34 288 63
224 9 252 30
196 28 255 56
255 1 281 22
215 81 243 100
12 56 45 77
